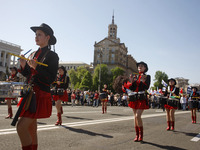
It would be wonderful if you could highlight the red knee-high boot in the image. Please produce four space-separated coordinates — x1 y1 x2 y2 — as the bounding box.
192 115 194 123
194 116 196 124
166 121 171 130
171 121 175 130
61 106 63 114
55 113 62 125
134 126 139 142
138 126 143 142
32 144 38 150
22 145 33 150
5 107 13 119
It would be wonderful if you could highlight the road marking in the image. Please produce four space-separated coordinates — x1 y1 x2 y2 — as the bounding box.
0 111 111 116
190 133 200 142
0 111 189 136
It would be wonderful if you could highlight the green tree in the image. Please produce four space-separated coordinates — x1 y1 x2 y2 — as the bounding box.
68 69 79 88
93 64 109 91
153 71 168 90
79 71 92 90
76 66 88 82
111 67 125 81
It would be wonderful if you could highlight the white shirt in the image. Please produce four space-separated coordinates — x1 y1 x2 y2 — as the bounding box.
180 97 187 104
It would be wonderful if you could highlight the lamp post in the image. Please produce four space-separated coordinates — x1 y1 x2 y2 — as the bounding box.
98 48 103 93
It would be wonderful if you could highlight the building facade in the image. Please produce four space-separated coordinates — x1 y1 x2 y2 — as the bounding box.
0 39 22 73
93 15 138 75
175 77 189 93
59 61 93 73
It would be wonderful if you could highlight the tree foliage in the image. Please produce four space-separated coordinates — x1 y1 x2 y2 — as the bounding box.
93 64 109 91
153 70 168 90
111 67 125 81
68 69 79 88
79 71 92 90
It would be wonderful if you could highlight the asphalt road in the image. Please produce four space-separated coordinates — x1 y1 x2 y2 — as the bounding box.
0 104 199 150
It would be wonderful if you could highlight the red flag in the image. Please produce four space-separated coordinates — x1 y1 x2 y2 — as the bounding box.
180 88 183 94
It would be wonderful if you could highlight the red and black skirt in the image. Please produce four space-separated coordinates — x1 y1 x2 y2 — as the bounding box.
128 99 149 109
18 85 52 119
53 90 68 102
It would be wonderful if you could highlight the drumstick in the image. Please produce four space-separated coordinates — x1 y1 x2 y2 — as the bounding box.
132 73 147 77
53 81 64 83
191 97 200 99
17 49 32 60
8 52 48 67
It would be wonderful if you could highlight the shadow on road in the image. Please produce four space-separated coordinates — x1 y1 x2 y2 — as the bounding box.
61 125 113 138
64 116 93 120
173 130 198 137
143 141 187 150
37 122 47 125
110 113 130 117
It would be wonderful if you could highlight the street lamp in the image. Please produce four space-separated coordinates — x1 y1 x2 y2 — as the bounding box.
98 48 103 93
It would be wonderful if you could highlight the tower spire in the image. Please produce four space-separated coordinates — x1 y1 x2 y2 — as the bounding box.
112 10 114 24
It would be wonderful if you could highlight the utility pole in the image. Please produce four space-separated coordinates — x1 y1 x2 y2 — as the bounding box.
98 48 103 93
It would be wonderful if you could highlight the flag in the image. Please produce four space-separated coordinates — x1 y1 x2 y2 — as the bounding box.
161 80 168 87
187 86 192 94
162 87 166 92
180 88 183 94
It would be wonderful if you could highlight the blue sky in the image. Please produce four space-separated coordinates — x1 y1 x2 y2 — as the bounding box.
0 0 199 86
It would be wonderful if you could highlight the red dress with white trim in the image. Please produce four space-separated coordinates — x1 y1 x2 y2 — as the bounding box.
123 73 150 109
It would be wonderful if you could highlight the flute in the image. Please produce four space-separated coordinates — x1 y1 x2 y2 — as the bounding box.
8 52 48 67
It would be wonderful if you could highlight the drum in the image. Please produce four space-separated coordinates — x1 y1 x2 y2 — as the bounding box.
0 82 25 98
100 93 107 99
57 88 64 95
159 96 167 106
12 82 26 97
167 98 179 107
0 82 12 98
188 100 198 109
51 89 57 95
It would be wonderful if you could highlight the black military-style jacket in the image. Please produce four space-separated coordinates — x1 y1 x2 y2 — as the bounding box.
164 86 179 97
53 74 69 90
20 46 59 92
129 74 151 92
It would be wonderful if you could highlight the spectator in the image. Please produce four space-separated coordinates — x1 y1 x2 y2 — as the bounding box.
110 92 114 106
80 91 84 106
93 90 99 107
71 91 76 107
180 94 187 111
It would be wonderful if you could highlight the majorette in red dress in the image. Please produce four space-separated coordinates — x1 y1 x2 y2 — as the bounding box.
164 85 179 110
52 74 69 102
123 73 151 109
18 46 59 119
